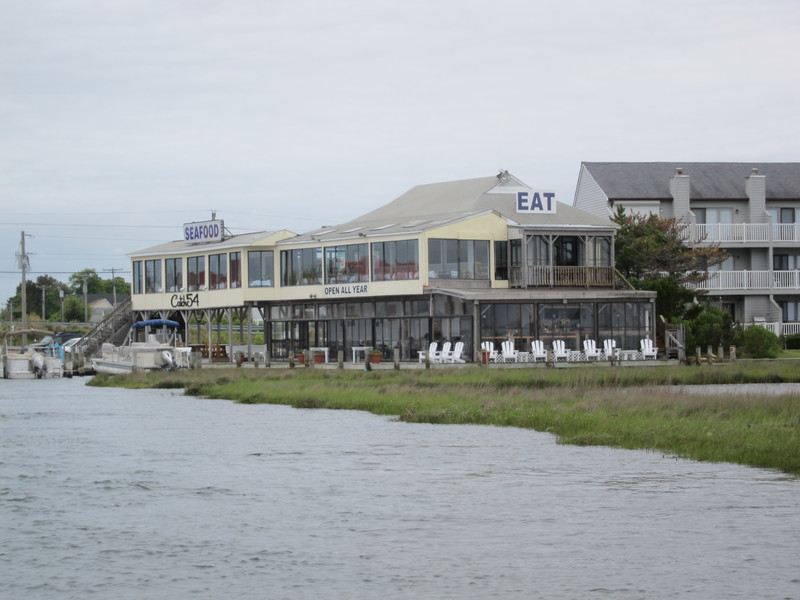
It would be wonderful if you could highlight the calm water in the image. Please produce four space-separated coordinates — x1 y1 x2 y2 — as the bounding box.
1 378 798 600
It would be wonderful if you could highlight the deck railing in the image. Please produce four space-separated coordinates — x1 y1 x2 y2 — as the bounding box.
684 223 800 244
687 270 800 291
516 265 618 288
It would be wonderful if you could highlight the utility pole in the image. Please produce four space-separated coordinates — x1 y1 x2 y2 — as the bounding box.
40 284 48 321
103 267 124 308
82 275 89 324
19 231 28 329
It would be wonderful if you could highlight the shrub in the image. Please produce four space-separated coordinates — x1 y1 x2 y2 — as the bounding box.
784 333 800 350
736 326 781 358
682 305 735 350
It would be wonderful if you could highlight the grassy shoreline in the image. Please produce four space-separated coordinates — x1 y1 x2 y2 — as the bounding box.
89 362 800 476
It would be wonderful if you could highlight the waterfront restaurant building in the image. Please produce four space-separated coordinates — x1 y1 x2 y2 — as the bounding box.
129 171 656 362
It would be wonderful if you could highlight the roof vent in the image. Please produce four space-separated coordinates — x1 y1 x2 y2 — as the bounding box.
675 167 683 175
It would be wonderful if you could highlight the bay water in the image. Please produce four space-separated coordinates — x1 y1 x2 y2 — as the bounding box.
1 378 798 599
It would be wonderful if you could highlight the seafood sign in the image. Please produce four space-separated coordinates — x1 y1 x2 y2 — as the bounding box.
184 219 224 244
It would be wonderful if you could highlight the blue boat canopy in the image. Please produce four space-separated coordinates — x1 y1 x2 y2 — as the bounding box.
132 319 181 329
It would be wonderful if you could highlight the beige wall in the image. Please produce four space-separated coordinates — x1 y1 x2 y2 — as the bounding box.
131 214 510 312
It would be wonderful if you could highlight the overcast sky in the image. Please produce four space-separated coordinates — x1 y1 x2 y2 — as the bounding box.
2 0 798 306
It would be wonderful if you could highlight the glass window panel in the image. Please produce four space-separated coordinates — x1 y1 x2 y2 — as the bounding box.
229 252 241 288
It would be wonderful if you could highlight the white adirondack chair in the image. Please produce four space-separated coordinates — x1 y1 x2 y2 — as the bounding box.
501 340 518 362
481 341 499 362
531 339 547 362
640 338 658 360
583 339 602 360
445 341 465 363
432 341 451 363
602 339 617 360
418 341 438 363
552 339 569 361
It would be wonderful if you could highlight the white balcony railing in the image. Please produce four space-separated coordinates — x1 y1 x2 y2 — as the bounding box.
687 270 800 291
686 223 800 244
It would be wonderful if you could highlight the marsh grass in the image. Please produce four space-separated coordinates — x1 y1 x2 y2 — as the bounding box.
89 362 800 475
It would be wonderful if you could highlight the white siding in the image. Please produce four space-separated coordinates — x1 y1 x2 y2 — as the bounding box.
573 165 611 218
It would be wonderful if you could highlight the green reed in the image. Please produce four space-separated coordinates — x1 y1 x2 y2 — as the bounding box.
89 362 800 475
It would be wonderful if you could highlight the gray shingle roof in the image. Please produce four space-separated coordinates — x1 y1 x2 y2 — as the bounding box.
582 162 800 200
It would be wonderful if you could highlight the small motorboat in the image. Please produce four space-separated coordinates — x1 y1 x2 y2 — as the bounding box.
92 319 190 375
2 328 64 379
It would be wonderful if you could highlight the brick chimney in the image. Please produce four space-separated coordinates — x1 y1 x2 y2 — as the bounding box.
669 167 691 220
746 167 767 223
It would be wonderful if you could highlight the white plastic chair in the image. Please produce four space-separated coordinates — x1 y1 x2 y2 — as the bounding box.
583 339 602 360
531 340 547 362
640 338 658 360
602 339 617 360
418 341 438 363
481 341 499 362
552 340 569 361
445 341 465 363
432 342 451 364
500 340 518 362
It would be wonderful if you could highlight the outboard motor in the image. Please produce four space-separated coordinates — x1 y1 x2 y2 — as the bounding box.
31 353 45 379
161 350 175 370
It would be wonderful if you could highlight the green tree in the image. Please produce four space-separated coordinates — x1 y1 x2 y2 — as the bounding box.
62 296 86 322
68 269 130 296
33 275 70 321
68 269 105 295
639 276 695 322
612 206 729 321
613 206 728 284
681 304 735 350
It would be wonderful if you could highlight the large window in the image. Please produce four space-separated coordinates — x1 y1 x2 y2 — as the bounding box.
371 240 419 281
326 243 369 283
165 258 182 292
209 253 227 290
144 259 162 294
427 239 489 279
132 261 143 294
280 247 322 286
586 237 612 266
230 252 241 288
248 250 274 287
494 241 507 280
780 300 800 322
187 256 205 291
695 207 734 224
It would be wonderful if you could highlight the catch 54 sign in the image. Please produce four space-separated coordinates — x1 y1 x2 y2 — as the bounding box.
184 219 224 245
516 191 557 214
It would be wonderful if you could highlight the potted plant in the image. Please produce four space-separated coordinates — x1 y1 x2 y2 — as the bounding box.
296 351 306 365
370 349 382 364
313 350 325 364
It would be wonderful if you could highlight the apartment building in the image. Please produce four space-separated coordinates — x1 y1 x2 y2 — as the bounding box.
573 162 800 334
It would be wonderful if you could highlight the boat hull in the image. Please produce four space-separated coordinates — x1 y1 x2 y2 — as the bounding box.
2 353 63 379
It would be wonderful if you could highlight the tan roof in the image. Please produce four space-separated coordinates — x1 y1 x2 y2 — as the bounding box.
129 230 295 257
286 173 613 244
